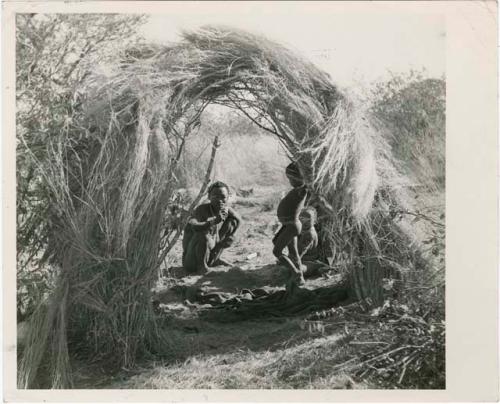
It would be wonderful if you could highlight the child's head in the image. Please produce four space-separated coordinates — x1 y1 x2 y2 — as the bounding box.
285 162 304 187
299 207 317 229
208 181 230 210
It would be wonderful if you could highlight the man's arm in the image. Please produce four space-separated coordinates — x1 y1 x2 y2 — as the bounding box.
227 207 242 228
188 205 217 231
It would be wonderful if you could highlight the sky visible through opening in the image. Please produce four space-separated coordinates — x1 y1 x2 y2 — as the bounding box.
141 3 445 90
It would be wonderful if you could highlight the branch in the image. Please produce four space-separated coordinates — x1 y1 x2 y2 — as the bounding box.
226 95 278 136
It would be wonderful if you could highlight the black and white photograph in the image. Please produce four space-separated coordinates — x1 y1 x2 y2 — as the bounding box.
4 0 497 400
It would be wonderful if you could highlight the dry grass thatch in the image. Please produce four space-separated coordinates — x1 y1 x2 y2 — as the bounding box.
19 25 421 388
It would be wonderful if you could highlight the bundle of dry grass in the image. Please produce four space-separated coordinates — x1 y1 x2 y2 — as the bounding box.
19 26 421 388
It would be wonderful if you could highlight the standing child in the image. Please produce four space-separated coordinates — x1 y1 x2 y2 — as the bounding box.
272 162 308 285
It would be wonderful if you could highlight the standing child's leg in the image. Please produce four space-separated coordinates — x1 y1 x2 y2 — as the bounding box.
272 224 299 258
272 224 305 285
287 235 307 273
286 236 306 285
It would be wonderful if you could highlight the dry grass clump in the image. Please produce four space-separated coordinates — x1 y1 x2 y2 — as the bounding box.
19 25 424 387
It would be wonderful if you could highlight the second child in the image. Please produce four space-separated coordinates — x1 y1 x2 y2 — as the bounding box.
272 162 308 285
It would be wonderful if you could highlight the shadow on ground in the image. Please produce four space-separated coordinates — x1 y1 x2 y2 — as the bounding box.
147 259 351 365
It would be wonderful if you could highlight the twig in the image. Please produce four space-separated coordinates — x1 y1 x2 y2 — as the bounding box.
187 135 221 209
349 341 390 345
397 354 417 384
226 95 278 136
393 209 444 228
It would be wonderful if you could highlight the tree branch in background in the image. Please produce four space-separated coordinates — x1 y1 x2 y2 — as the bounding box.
226 95 278 136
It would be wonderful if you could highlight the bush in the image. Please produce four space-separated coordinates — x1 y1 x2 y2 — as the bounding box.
369 71 445 191
16 14 148 388
16 14 147 321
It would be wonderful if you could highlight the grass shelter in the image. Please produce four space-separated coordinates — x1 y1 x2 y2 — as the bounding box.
18 26 422 388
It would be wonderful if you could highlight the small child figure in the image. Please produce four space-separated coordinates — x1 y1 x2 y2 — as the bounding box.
272 162 308 285
182 181 241 274
298 207 319 260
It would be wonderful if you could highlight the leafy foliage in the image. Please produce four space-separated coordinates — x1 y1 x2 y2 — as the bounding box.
370 71 445 191
16 13 146 320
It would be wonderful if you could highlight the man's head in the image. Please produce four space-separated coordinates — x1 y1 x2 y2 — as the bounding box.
285 162 304 187
208 181 230 210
